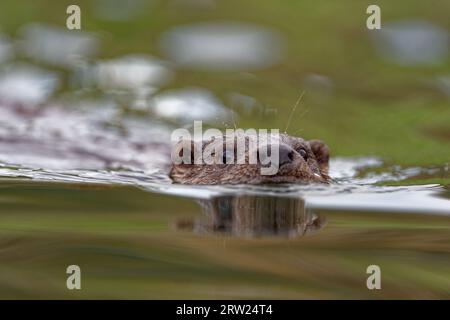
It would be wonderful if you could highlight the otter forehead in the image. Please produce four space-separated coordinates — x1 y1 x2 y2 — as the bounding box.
203 132 308 151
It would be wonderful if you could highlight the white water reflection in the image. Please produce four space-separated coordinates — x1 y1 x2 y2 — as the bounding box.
19 23 99 67
151 87 229 122
0 65 59 106
306 185 448 215
0 100 171 171
372 20 449 65
75 55 173 92
159 22 284 70
328 157 383 181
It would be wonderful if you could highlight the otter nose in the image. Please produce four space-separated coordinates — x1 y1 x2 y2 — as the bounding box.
258 144 294 166
278 144 295 166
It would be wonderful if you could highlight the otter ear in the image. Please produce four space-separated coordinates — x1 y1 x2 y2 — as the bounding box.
308 140 329 173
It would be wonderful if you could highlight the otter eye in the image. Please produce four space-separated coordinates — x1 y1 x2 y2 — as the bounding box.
298 148 308 160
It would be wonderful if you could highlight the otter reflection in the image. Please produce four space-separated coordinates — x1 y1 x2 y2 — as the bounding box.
177 195 326 238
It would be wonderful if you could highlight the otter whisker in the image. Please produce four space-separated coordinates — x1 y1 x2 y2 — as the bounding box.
291 107 310 136
292 127 305 136
284 90 306 134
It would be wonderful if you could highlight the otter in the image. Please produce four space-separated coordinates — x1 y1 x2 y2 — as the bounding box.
170 132 330 185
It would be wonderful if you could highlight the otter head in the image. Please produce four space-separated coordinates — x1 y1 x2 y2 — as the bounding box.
170 132 330 185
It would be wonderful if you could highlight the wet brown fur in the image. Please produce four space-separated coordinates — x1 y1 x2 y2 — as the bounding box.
170 133 330 185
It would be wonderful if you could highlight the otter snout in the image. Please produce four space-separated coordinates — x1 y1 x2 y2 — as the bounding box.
257 143 296 168
278 144 295 166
